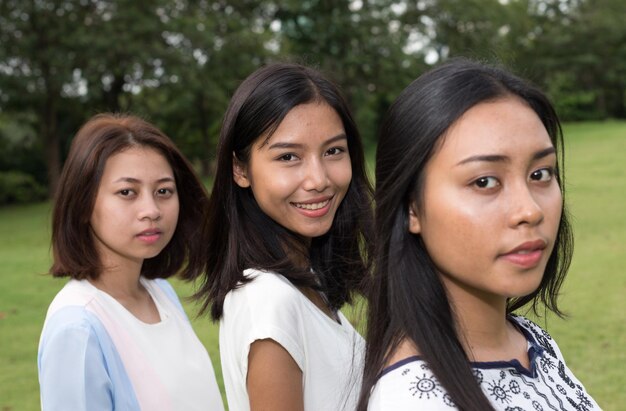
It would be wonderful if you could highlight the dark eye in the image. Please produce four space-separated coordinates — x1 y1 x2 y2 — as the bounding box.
119 189 132 196
474 176 499 189
325 147 345 156
278 153 297 161
530 168 553 182
157 187 175 197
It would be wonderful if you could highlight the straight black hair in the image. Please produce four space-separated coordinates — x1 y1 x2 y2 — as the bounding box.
357 58 573 411
185 63 373 320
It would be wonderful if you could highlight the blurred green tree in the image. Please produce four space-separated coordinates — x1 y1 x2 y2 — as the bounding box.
0 0 174 195
270 0 429 144
138 0 270 177
528 0 626 119
1 0 624 198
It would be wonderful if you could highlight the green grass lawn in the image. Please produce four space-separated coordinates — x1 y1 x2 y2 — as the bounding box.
0 121 624 410
534 120 626 410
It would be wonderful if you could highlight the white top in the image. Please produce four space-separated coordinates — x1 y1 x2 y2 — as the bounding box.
368 315 601 411
38 278 224 411
219 269 364 411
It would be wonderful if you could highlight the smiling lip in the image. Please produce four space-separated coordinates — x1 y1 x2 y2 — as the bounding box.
291 196 333 218
136 229 162 244
500 239 547 269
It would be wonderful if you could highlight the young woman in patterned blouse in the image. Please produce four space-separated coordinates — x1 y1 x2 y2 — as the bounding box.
357 59 601 411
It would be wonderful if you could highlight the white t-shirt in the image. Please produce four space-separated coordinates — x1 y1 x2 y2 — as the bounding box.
220 269 364 411
368 315 601 411
38 278 224 411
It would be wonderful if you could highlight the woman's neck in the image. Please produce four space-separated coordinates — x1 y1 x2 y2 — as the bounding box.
90 264 161 324
90 258 143 299
444 278 530 367
283 236 311 269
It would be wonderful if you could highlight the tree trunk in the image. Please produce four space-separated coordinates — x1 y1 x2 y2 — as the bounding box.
196 92 213 179
608 82 626 118
43 93 61 198
103 73 125 112
30 3 61 198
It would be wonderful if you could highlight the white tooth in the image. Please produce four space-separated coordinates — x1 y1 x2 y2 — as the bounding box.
295 200 329 210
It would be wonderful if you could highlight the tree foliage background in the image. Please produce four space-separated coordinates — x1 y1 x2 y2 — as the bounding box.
0 0 624 200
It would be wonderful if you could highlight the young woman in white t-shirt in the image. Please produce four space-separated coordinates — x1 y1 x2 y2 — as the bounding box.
38 114 224 411
185 63 373 411
357 59 601 410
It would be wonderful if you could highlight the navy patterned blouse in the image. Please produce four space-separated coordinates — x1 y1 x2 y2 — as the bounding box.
368 315 601 410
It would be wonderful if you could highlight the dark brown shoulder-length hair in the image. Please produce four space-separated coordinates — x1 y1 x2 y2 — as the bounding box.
51 113 209 280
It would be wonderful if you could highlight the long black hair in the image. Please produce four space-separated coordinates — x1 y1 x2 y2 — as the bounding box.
185 63 373 320
357 58 574 411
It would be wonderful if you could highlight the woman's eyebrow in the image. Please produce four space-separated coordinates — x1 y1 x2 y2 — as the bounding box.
532 146 557 160
267 133 347 150
456 146 556 166
112 177 175 183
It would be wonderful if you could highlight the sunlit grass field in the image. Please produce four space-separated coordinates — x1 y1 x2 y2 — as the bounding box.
0 121 624 410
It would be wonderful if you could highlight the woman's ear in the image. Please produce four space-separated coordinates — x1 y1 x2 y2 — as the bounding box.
233 154 251 188
408 202 421 234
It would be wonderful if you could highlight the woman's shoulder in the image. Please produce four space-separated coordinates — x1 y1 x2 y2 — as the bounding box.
243 268 290 283
385 338 420 367
45 279 99 319
509 314 565 360
509 314 551 336
148 277 176 295
228 268 301 301
219 269 309 363
370 357 455 410
221 269 307 330
40 285 103 348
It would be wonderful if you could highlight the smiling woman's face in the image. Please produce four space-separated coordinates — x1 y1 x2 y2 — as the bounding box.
408 97 563 304
233 102 352 240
